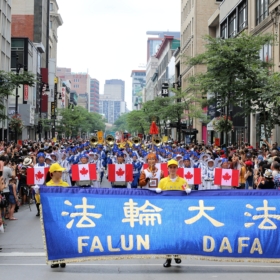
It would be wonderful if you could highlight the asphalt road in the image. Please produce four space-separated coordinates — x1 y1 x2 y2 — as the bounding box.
1 178 280 280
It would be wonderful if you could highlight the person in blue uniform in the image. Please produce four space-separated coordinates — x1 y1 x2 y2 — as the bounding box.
131 152 142 188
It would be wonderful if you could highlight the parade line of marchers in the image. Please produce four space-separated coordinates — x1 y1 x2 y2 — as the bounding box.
40 187 280 265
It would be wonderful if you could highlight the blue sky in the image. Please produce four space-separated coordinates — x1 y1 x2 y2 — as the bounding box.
57 0 181 110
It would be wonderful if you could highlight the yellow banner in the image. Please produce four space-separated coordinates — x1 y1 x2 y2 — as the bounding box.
97 131 104 143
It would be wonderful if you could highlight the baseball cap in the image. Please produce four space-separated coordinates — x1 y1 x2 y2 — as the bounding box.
168 159 178 167
49 163 65 173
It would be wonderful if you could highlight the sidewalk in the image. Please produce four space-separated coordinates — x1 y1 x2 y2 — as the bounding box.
0 202 44 253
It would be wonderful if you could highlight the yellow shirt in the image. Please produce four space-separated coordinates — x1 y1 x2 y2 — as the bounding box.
46 179 69 187
158 176 189 191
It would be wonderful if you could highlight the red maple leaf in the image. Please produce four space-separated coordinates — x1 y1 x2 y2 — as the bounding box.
116 168 125 177
35 171 44 181
223 173 231 181
80 167 88 176
185 171 193 180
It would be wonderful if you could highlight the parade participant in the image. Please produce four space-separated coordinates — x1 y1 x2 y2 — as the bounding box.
89 153 102 188
34 153 48 167
45 162 68 269
156 159 191 268
50 153 58 163
111 151 128 188
74 154 93 187
201 159 218 190
59 153 71 186
139 153 164 190
97 144 106 182
131 153 142 188
183 156 192 168
45 155 52 166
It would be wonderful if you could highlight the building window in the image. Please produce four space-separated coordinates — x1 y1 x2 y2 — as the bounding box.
259 43 271 62
50 2 53 11
221 20 227 39
228 12 237 38
256 0 269 25
238 1 247 32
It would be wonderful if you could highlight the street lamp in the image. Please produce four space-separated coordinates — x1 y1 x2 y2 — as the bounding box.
14 54 23 144
38 81 49 141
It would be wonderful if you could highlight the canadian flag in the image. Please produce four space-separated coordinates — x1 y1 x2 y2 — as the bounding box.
214 168 240 187
143 163 168 177
72 164 97 181
27 167 49 185
108 164 133 182
177 168 202 185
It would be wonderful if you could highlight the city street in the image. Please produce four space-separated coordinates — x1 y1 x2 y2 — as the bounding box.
0 178 280 279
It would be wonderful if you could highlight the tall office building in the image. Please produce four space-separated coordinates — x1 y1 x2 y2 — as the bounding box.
101 79 125 101
99 100 126 124
0 0 11 140
56 67 91 111
180 0 221 142
131 70 146 110
90 79 99 113
11 0 50 67
146 31 180 62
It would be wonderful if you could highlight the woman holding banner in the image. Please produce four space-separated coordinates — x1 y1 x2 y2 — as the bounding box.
45 162 69 268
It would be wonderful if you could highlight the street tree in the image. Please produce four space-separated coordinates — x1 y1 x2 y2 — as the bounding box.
57 106 105 138
186 33 276 145
126 110 149 134
0 70 37 120
112 113 129 132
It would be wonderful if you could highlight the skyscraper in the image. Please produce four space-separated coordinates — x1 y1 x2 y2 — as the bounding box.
90 79 99 113
131 70 146 110
56 67 91 111
102 79 125 101
0 0 11 140
146 31 180 62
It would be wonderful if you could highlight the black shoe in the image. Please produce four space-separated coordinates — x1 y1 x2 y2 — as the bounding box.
60 263 66 268
163 259 172 268
36 213 40 217
0 248 2 252
51 264 59 268
174 258 181 264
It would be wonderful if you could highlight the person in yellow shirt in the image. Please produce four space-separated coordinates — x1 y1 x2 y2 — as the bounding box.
44 163 69 269
156 159 191 268
157 159 191 192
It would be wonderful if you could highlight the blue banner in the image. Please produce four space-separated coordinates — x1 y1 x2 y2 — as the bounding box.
40 187 280 264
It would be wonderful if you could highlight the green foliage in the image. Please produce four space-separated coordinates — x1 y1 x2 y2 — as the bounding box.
186 33 279 140
112 89 206 141
57 106 105 137
0 70 37 120
126 110 149 134
112 113 129 132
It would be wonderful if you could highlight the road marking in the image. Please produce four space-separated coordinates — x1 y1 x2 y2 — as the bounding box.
0 252 45 257
1 253 280 268
0 263 279 268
